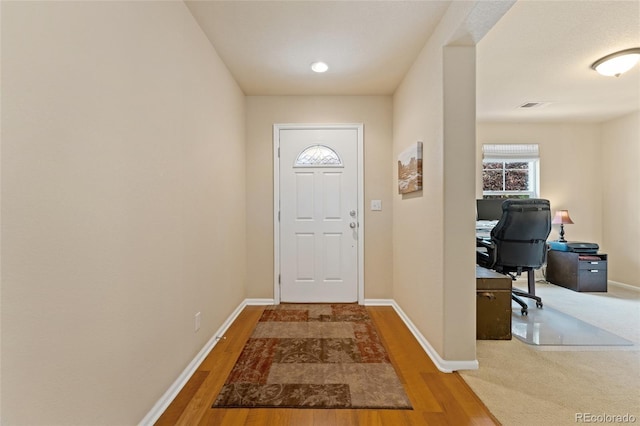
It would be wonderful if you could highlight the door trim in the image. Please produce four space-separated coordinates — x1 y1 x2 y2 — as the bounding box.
273 123 364 304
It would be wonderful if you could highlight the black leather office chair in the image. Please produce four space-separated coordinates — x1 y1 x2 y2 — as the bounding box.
476 199 551 315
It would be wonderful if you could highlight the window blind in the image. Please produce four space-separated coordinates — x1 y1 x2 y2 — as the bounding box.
482 144 539 161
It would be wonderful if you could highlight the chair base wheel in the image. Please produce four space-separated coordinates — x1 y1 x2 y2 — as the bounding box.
521 309 528 316
536 301 543 309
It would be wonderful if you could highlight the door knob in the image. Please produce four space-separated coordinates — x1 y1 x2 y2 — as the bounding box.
349 222 356 229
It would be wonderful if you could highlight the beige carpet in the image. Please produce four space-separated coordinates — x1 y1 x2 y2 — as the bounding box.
460 280 640 426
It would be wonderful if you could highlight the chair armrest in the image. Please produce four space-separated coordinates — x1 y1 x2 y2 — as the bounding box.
476 238 493 250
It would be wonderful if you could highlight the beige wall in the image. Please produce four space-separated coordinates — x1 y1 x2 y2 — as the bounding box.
476 122 603 243
393 34 445 358
245 96 394 300
476 116 640 288
1 2 246 424
391 2 499 364
602 111 640 287
442 46 478 361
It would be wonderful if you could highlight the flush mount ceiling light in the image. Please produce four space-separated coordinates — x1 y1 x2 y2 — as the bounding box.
310 61 329 73
591 48 640 77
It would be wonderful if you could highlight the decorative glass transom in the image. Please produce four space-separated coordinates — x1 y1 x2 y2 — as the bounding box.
294 145 343 167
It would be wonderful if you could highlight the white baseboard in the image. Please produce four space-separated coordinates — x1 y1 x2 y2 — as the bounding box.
363 298 395 306
609 280 640 292
138 299 249 425
364 299 479 373
141 297 477 424
245 298 276 305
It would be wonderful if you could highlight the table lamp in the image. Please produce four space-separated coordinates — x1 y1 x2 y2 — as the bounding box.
552 210 574 242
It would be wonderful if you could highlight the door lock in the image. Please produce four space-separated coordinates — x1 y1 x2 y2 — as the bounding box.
349 210 356 217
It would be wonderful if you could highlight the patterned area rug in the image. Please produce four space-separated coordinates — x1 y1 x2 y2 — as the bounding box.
212 304 413 409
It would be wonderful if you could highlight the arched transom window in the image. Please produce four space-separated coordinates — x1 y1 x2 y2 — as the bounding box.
294 144 343 167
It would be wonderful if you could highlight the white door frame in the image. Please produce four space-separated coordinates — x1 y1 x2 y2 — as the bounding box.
273 123 364 304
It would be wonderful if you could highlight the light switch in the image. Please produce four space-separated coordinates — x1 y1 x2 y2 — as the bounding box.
371 200 382 211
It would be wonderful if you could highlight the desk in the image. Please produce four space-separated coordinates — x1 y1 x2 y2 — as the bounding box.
476 266 512 340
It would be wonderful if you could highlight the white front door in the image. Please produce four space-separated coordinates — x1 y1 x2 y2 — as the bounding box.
276 125 361 303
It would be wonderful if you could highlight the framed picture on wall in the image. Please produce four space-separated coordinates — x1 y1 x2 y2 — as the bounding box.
398 141 423 194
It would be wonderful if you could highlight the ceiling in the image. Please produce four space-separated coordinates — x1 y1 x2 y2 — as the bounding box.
186 0 640 123
477 0 640 123
185 1 451 95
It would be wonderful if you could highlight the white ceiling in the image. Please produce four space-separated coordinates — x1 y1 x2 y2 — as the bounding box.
186 0 451 95
477 0 640 123
186 0 640 123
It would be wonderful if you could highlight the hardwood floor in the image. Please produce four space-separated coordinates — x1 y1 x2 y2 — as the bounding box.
155 305 499 425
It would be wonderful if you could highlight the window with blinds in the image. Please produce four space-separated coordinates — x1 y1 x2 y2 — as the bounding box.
482 144 540 199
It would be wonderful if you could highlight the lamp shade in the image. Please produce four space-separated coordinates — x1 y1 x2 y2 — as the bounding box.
552 210 574 225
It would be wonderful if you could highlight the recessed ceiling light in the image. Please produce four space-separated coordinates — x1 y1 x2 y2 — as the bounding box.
591 48 640 77
311 61 329 73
